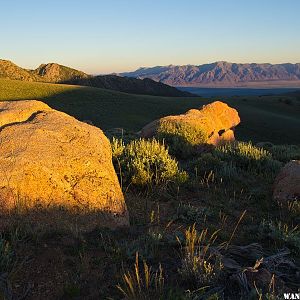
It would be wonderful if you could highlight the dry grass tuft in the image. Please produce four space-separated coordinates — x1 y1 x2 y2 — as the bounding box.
117 252 164 299
178 225 223 287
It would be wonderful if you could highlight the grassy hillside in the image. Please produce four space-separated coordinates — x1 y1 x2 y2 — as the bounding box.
0 59 39 81
0 60 194 97
0 78 299 144
0 60 88 83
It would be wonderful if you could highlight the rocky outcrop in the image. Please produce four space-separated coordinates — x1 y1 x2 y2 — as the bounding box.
140 101 240 146
273 160 300 203
33 63 89 83
0 100 128 227
0 59 38 81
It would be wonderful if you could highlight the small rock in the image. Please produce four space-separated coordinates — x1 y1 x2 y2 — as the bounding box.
273 160 300 203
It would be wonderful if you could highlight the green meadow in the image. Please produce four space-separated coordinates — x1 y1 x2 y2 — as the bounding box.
1 78 299 144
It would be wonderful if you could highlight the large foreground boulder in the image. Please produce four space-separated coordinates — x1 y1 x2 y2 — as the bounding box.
140 101 240 146
273 160 300 203
0 100 128 227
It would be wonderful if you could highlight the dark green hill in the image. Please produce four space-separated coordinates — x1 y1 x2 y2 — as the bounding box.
66 75 194 97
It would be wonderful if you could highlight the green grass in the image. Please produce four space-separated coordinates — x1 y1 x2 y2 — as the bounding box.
1 78 300 144
0 78 205 132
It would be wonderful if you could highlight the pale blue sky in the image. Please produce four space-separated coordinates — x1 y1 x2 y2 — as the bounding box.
1 0 300 74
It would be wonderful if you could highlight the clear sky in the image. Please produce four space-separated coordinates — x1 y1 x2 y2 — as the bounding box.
1 0 300 74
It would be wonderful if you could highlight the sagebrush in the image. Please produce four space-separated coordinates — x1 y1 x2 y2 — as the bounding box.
111 138 188 187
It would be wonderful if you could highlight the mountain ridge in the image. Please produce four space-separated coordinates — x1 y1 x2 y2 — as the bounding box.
66 75 194 97
120 61 300 87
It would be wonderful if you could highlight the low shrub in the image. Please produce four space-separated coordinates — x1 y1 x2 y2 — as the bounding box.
190 153 223 176
214 142 282 175
111 137 125 158
157 120 207 159
215 141 271 164
258 220 300 254
174 203 210 224
111 138 188 188
218 161 240 181
189 142 281 184
0 236 14 273
265 144 300 163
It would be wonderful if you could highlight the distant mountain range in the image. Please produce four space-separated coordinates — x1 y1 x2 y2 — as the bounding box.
0 59 193 97
120 61 300 87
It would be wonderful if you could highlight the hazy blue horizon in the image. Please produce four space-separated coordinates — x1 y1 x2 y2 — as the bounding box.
1 0 300 74
178 87 300 97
